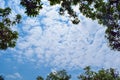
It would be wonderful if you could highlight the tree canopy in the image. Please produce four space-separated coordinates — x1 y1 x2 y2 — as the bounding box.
36 69 71 80
78 66 120 80
0 67 120 80
0 75 4 80
20 0 43 17
36 67 120 80
0 7 21 50
0 0 120 51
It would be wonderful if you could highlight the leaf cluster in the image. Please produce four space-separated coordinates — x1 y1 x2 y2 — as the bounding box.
20 0 43 17
0 75 4 80
78 66 120 80
0 7 21 50
37 70 71 80
37 67 120 80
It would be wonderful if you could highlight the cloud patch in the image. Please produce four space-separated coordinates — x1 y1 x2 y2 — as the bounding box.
6 72 22 80
1 0 120 71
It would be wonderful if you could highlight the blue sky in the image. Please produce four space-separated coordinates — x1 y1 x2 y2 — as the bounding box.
0 0 120 80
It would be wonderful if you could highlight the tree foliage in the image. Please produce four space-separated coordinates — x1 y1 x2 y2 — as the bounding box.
46 69 71 80
78 66 120 80
37 67 120 80
0 7 21 50
37 76 44 80
37 70 71 80
20 0 120 51
20 0 43 17
0 75 4 80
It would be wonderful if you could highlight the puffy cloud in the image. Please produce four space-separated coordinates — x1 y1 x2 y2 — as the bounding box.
6 72 22 80
1 0 120 71
6 0 25 16
0 0 5 8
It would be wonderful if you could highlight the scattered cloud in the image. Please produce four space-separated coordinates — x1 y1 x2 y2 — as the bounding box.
0 0 120 72
0 0 5 8
6 72 22 80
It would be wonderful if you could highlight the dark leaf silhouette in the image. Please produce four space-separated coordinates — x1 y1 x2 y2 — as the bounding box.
0 7 21 50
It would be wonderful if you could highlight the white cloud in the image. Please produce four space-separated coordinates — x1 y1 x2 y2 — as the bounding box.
1 0 120 71
0 0 5 8
6 72 22 80
7 0 25 16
